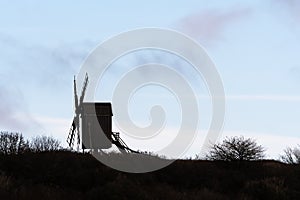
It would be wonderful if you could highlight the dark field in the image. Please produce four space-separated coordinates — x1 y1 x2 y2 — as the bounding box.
0 151 299 200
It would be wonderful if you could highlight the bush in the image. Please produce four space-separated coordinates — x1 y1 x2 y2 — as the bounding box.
0 131 29 155
280 145 300 164
30 136 61 152
206 136 265 161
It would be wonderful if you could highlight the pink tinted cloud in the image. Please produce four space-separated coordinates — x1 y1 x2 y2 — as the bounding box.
0 84 24 130
0 83 38 132
178 7 252 45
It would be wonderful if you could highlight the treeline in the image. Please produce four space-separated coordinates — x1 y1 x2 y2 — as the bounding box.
0 131 61 155
1 131 300 164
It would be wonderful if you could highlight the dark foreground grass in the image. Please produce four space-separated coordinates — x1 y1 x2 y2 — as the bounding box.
0 151 300 200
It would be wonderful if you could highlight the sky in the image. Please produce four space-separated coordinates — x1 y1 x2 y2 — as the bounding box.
1 0 300 159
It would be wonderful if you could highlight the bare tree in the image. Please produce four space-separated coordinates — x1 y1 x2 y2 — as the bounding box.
206 136 265 161
0 131 29 155
280 146 300 164
30 135 61 152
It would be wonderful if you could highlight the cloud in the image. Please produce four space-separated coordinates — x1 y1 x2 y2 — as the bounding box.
195 94 300 101
0 33 94 135
120 125 300 159
289 66 300 79
0 33 95 134
34 115 70 146
0 80 39 132
274 0 300 21
0 84 23 129
225 94 300 101
275 0 300 10
177 7 252 46
0 33 19 48
0 33 95 88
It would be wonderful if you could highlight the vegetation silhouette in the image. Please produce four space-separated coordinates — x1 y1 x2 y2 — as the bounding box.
206 136 265 161
30 135 62 152
280 145 300 164
0 132 300 200
0 131 29 155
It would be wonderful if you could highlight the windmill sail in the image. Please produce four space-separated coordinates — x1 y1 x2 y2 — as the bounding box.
67 73 89 148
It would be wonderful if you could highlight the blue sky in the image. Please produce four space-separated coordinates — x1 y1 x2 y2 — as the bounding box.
1 0 300 158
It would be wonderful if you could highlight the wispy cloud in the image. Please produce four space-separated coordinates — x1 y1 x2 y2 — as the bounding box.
275 0 300 19
290 66 300 80
177 7 252 46
0 33 94 88
0 33 95 135
278 0 300 6
226 95 300 101
197 94 300 102
0 81 39 132
34 115 70 145
121 126 300 159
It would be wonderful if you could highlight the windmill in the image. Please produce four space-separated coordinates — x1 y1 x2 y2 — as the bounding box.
67 73 89 149
67 73 139 154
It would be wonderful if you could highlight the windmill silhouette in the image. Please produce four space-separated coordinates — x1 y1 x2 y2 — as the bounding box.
67 73 88 149
67 73 138 153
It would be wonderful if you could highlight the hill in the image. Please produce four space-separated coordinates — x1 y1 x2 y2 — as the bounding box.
0 151 299 199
